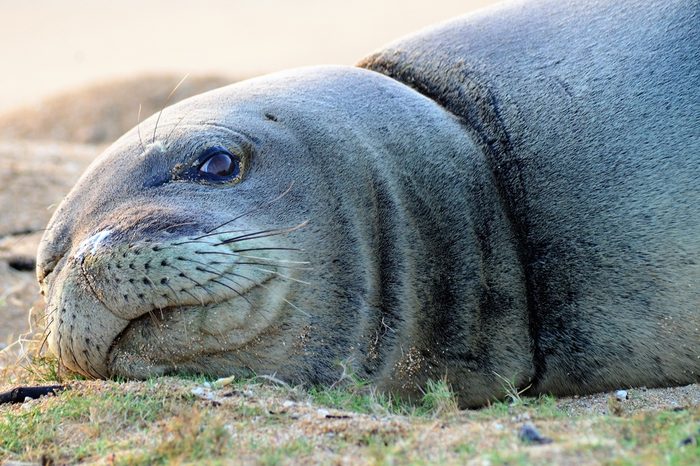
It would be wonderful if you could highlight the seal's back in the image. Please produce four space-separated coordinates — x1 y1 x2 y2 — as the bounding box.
360 0 700 394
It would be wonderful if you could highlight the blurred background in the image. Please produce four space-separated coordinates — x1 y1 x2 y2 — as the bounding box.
0 0 502 113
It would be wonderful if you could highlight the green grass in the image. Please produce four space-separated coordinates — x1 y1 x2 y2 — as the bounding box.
0 383 169 460
415 378 459 417
1 369 698 465
308 381 404 416
307 375 460 417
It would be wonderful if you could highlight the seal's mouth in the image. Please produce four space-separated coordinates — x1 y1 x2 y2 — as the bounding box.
106 272 292 379
43 224 305 379
107 270 277 357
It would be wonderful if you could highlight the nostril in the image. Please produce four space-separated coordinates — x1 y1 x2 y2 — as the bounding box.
36 261 53 283
36 253 64 284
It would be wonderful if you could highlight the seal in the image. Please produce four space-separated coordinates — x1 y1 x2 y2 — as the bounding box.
36 0 699 407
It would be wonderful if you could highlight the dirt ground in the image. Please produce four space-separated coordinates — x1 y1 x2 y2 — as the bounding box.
0 77 698 465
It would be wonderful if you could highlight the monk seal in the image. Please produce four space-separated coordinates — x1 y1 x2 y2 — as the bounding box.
36 0 699 407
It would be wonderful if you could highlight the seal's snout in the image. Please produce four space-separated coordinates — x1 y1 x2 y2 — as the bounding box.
74 230 113 261
36 253 58 289
43 199 303 379
87 205 199 244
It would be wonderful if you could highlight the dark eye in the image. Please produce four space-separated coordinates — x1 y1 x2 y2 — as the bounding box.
198 148 240 180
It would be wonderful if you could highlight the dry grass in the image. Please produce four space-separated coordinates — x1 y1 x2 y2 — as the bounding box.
1 349 699 465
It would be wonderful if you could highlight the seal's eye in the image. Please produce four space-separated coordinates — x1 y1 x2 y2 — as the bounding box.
198 148 240 180
176 144 247 185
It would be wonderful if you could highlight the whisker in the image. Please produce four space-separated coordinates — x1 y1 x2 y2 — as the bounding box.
280 297 311 318
168 261 231 305
140 274 166 330
234 261 312 271
168 239 222 247
194 250 309 265
193 264 228 278
235 254 310 265
152 73 190 144
149 310 163 331
252 268 311 285
197 247 302 254
181 287 205 306
165 110 191 146
42 307 58 321
216 230 295 245
226 270 258 285
210 278 254 307
178 258 260 295
174 229 250 244
199 181 296 236
38 325 53 354
166 264 206 305
216 221 308 246
205 268 311 319
142 274 157 287
186 253 309 272
161 221 198 233
69 326 96 379
177 225 300 247
197 283 226 305
176 256 222 270
137 103 146 153
163 281 180 300
56 331 64 379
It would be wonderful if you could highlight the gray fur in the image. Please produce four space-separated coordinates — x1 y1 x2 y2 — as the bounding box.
37 0 699 407
360 0 700 397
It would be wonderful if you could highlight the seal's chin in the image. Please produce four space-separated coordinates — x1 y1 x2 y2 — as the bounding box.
107 276 291 379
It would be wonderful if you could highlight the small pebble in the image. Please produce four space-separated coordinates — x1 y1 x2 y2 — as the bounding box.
317 408 330 418
283 400 295 408
679 427 700 447
191 386 216 401
212 375 236 389
615 390 628 401
519 423 553 445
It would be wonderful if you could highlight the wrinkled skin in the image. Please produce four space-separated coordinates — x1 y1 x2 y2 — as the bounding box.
37 0 699 408
38 68 525 407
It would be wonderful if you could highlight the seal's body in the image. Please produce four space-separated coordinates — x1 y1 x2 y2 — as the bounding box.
37 0 699 407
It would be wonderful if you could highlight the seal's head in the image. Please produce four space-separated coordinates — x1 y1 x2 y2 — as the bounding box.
36 65 477 384
36 76 314 379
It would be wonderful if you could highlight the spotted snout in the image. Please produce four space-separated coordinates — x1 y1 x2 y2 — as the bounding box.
41 205 306 379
